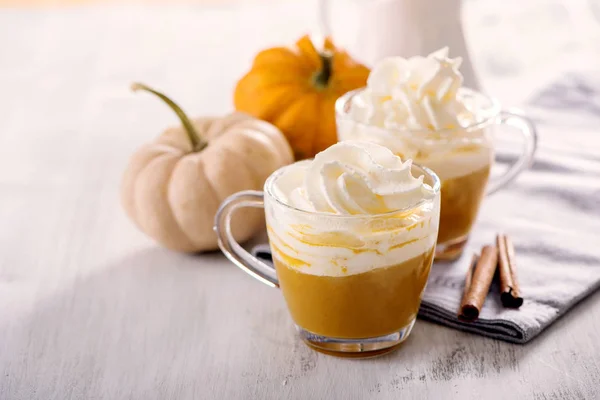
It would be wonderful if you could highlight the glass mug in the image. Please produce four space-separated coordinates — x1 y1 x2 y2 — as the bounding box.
336 88 537 260
215 162 441 357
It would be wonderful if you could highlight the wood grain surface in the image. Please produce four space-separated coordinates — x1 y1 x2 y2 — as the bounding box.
0 2 599 399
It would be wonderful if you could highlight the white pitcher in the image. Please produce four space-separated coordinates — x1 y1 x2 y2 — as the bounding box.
319 0 480 89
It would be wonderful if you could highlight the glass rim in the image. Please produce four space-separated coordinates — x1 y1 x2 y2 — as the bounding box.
263 160 441 219
334 87 502 136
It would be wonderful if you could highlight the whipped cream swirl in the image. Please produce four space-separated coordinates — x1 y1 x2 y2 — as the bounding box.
273 141 434 215
350 47 474 131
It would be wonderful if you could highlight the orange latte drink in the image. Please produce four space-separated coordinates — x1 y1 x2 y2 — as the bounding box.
265 142 440 350
336 48 497 259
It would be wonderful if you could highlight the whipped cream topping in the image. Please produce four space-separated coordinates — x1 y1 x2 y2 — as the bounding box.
337 48 495 180
266 141 439 277
274 141 434 215
350 47 474 131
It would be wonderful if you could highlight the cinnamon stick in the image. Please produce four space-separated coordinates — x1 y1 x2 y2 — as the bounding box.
497 234 523 308
459 246 498 321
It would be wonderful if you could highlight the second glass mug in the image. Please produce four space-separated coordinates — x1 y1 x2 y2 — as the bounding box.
336 88 538 260
215 162 441 357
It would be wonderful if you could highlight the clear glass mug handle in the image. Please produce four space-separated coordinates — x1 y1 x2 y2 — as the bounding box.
486 108 538 195
214 190 279 288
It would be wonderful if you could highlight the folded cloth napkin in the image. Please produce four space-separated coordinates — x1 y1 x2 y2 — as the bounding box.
251 72 600 344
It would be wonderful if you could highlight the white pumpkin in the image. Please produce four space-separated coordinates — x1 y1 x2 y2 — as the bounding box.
122 83 293 252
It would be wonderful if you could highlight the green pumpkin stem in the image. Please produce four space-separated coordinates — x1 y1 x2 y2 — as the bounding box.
312 52 333 89
131 82 208 151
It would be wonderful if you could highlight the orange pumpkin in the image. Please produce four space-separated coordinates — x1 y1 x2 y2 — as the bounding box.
234 35 370 160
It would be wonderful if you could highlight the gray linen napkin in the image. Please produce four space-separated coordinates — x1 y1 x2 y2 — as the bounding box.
251 73 600 344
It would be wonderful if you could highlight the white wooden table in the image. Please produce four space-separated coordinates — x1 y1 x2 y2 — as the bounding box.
1 2 599 399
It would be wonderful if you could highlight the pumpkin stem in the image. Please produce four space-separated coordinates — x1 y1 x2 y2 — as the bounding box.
312 52 333 89
131 82 208 151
